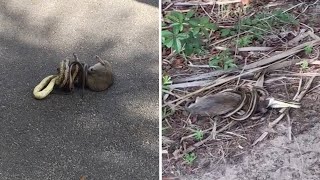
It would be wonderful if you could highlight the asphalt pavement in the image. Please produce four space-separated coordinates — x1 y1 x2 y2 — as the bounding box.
0 1 159 179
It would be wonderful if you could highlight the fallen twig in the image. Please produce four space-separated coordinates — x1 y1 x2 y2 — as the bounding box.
244 40 320 70
173 1 216 6
252 76 316 146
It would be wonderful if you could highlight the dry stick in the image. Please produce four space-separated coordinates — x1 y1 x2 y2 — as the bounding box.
244 40 320 70
287 113 292 142
173 68 235 83
216 0 241 5
168 41 320 106
173 1 215 6
175 54 290 84
252 76 315 146
200 5 215 22
308 31 320 40
269 73 320 77
215 46 274 52
162 3 173 11
293 76 303 100
270 75 315 126
236 54 249 86
169 80 214 89
174 39 319 84
165 66 266 108
287 30 309 46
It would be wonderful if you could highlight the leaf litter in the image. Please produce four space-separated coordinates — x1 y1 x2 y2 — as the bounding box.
162 0 320 179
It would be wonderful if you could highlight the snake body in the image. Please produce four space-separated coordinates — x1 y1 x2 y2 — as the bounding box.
228 85 269 121
187 84 271 121
33 54 89 100
33 75 59 100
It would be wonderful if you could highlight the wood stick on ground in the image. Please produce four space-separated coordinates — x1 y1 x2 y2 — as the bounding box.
270 75 314 126
173 69 235 83
173 1 215 6
287 113 292 142
174 40 319 84
166 66 266 107
252 76 315 146
244 40 320 70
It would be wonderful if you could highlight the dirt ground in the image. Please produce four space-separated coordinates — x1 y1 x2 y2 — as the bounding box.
162 1 320 179
180 91 320 180
0 0 159 179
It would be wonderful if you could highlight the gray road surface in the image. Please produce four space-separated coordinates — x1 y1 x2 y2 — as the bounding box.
0 0 159 179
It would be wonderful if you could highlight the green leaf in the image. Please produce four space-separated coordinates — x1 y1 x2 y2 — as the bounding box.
199 17 209 24
183 153 197 165
304 45 313 54
166 14 179 23
230 30 236 36
173 38 182 53
237 35 253 47
251 18 259 25
179 23 184 32
163 38 173 48
194 130 203 141
189 18 199 26
177 33 189 40
171 11 184 22
171 22 180 27
185 10 195 19
173 25 180 34
242 18 252 25
162 30 173 37
192 27 201 36
209 56 220 67
202 28 209 38
220 29 231 37
162 75 172 85
205 23 217 31
300 60 309 69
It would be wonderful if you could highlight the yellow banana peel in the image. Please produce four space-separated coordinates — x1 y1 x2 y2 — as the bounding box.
33 75 58 100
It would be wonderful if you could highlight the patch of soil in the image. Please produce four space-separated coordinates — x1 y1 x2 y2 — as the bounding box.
162 1 320 179
180 93 320 179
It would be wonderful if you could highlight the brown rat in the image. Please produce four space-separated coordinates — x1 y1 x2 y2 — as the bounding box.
186 91 242 117
86 55 113 92
186 85 300 119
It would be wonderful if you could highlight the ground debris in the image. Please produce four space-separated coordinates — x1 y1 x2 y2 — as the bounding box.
162 0 320 177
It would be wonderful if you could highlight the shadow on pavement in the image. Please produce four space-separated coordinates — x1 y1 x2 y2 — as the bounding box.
135 0 158 7
0 0 159 179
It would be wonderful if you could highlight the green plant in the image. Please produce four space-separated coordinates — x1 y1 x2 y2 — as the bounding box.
209 50 237 70
194 130 204 141
304 45 313 55
183 152 197 165
162 29 189 54
272 10 298 25
300 60 309 70
162 107 174 119
162 75 173 90
219 28 236 37
237 10 298 32
162 10 217 55
225 10 299 47
236 35 254 47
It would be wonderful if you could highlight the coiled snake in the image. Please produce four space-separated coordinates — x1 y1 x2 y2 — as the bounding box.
33 53 88 100
186 84 300 121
